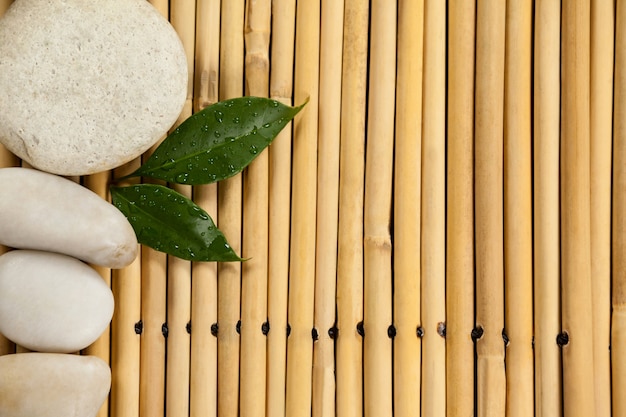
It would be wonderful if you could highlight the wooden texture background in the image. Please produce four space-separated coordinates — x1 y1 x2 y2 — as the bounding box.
0 1 624 416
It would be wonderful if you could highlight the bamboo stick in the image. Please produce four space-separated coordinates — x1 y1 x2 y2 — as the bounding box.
474 1 506 415
590 1 614 416
138 4 169 416
446 2 476 414
613 3 626 415
533 1 562 416
193 0 220 112
83 171 113 417
285 1 320 415
503 1 534 416
139 245 167 417
420 1 445 416
0 0 11 16
267 1 296 416
561 2 595 416
240 2 271 416
147 0 169 18
189 2 220 417
217 1 245 415
363 2 396 416
165 3 196 416
165 193 192 417
312 0 343 415
336 1 368 416
110 163 142 417
190 182 219 417
393 1 423 416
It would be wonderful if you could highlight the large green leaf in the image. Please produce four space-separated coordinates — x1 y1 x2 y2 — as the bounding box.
111 184 242 262
125 97 306 185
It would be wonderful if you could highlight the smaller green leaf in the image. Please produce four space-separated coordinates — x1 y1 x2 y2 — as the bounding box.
111 184 242 262
125 97 307 185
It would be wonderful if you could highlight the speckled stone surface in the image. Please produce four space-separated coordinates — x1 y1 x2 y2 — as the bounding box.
0 0 187 175
0 250 114 353
0 353 110 417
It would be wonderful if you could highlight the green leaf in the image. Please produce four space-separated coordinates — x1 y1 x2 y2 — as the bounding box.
111 184 242 262
126 97 306 185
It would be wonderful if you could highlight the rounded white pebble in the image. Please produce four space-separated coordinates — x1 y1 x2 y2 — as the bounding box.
0 0 187 175
0 250 114 353
0 167 138 268
0 352 110 417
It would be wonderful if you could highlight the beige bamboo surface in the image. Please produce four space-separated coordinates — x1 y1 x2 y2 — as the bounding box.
313 0 342 416
3 1 626 416
363 1 395 416
503 1 533 417
393 1 423 416
614 3 626 416
446 1 476 415
285 1 319 416
421 1 445 416
533 1 562 416
474 1 506 415
591 1 614 416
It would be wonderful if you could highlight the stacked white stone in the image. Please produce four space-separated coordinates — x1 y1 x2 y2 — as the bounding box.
0 0 188 415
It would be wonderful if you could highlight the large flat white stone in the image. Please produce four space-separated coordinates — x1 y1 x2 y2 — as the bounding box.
0 0 187 175
0 353 110 417
0 250 114 353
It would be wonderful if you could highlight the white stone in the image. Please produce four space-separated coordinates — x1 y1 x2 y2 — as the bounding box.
0 250 114 353
0 352 110 417
0 0 187 175
0 167 138 268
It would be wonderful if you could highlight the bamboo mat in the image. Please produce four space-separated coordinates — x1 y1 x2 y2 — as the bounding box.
0 1 625 416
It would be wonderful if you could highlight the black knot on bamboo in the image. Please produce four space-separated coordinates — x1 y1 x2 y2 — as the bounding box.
161 322 169 338
262 320 270 335
471 325 484 342
134 320 143 335
556 331 569 347
210 323 218 337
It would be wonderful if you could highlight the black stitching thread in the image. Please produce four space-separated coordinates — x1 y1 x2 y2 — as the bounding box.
262 321 270 335
437 322 446 338
328 325 338 339
236 320 241 334
186 321 192 334
211 323 219 337
502 329 509 346
286 323 292 337
556 331 569 347
471 326 484 342
416 326 425 338
356 321 365 337
312 328 319 341
162 323 169 338
134 320 143 335
387 325 396 338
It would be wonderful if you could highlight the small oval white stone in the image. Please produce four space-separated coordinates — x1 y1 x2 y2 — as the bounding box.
0 167 138 268
0 353 110 417
0 250 114 353
0 0 187 175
